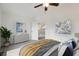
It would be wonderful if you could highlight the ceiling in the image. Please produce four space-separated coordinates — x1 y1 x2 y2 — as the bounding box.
0 3 79 22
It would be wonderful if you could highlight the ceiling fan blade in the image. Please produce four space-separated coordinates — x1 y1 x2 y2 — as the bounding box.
34 4 43 8
49 3 59 6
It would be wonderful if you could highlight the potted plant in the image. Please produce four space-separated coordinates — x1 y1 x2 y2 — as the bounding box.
0 26 12 47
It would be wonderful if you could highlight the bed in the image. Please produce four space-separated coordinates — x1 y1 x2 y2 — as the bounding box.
7 39 60 56
7 39 79 56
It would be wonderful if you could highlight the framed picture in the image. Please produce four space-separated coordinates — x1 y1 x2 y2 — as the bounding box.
16 22 23 32
55 20 71 34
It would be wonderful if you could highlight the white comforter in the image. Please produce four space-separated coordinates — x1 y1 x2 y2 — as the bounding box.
7 48 21 56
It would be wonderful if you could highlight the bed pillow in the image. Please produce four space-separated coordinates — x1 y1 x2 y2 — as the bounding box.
69 39 77 49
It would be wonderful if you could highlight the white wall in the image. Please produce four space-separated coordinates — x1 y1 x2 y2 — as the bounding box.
1 3 79 43
1 3 34 43
0 4 2 47
1 3 36 35
0 4 1 26
44 6 79 42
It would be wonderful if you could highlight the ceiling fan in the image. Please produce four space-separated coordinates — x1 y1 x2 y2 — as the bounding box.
34 3 59 11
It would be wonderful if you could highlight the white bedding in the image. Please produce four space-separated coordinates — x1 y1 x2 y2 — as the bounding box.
74 42 79 56
7 48 21 56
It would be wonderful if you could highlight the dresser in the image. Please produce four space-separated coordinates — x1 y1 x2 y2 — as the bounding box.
14 33 29 44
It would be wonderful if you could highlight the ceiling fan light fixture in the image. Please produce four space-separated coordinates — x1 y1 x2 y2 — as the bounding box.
43 3 49 7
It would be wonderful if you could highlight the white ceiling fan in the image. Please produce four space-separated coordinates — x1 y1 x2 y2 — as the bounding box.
34 3 59 11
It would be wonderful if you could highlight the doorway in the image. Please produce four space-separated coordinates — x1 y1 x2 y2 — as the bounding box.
38 23 45 40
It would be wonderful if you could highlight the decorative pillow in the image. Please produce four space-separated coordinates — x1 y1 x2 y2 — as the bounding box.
68 38 77 49
72 39 76 49
63 42 73 56
63 46 73 56
58 41 73 56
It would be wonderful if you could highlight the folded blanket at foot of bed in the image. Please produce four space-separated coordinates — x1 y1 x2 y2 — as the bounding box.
19 39 60 56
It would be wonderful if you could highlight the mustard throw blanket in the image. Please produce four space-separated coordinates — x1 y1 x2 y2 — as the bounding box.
19 39 59 56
